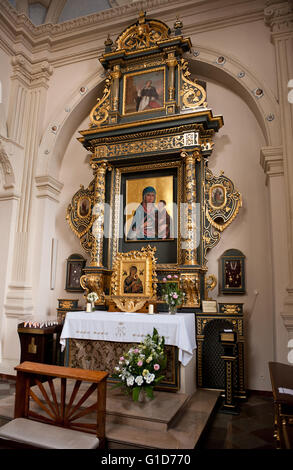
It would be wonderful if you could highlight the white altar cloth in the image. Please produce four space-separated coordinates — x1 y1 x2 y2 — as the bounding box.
60 311 196 366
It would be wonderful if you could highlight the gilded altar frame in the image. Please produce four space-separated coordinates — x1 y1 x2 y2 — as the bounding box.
67 11 242 313
65 11 245 391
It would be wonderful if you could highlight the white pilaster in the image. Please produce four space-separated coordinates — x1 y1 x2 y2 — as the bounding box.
33 175 63 319
4 54 53 362
260 145 289 363
265 1 293 344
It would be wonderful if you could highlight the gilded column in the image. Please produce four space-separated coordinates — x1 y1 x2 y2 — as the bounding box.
108 64 121 124
111 65 121 112
166 52 177 101
90 161 108 267
180 150 200 265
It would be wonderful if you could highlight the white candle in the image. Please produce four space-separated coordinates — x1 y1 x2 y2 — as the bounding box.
149 304 154 314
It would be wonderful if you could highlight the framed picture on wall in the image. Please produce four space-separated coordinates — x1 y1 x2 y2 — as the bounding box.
65 254 86 292
219 249 246 295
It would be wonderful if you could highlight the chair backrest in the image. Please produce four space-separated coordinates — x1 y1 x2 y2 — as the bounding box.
268 361 293 405
14 362 108 445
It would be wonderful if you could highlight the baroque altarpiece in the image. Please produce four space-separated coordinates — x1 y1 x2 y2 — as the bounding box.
66 12 244 392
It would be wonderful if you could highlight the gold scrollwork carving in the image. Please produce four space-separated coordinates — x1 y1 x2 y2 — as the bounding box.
80 272 105 304
219 304 242 315
121 56 165 73
66 180 95 239
95 134 185 159
89 75 112 127
205 274 217 300
205 168 242 232
80 231 94 255
116 11 170 52
111 297 149 313
180 59 207 110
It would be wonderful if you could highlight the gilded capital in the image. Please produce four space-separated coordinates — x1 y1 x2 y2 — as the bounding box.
91 160 108 174
166 52 177 68
180 150 195 163
111 65 122 80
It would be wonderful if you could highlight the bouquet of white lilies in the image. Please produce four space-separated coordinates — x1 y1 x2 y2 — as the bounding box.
112 328 166 402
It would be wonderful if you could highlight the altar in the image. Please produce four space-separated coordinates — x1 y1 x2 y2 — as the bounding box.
62 11 243 396
60 311 197 395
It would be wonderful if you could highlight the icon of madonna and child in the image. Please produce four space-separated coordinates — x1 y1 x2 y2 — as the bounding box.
126 185 173 241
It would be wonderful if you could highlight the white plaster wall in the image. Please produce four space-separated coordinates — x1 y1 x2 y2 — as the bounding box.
44 59 100 135
205 79 273 390
48 115 92 315
0 197 19 361
266 175 289 365
189 20 277 97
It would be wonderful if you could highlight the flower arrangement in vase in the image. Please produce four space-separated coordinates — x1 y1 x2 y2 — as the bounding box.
112 328 166 402
86 292 98 311
161 274 185 314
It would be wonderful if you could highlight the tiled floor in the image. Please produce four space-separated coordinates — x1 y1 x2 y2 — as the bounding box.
0 378 275 449
0 380 15 427
199 393 275 449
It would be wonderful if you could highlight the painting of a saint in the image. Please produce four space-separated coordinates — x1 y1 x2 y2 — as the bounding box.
123 69 164 115
123 266 143 294
210 185 225 208
78 197 90 217
126 182 173 241
136 80 160 112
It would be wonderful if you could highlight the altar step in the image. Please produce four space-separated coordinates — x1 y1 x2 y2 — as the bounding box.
105 386 220 449
54 381 220 447
0 380 220 449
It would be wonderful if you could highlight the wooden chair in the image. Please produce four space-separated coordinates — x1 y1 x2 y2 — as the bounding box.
0 361 108 449
268 361 293 449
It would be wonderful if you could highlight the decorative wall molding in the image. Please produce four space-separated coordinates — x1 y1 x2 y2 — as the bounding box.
281 285 293 334
0 0 266 69
0 137 15 190
4 282 34 318
264 0 293 35
10 53 53 89
35 175 64 202
260 145 284 184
